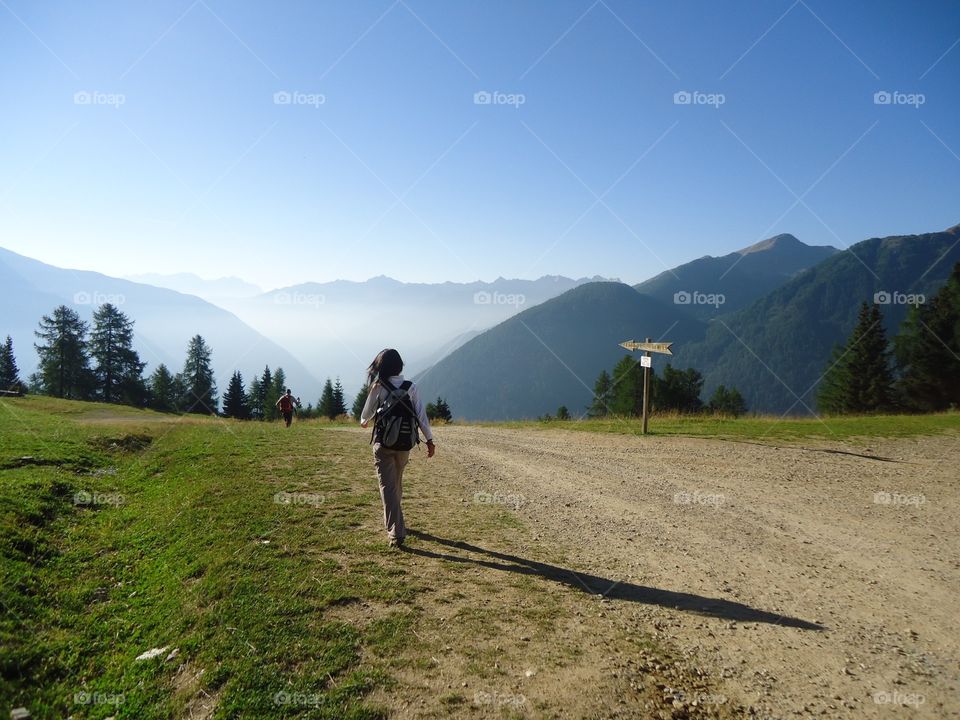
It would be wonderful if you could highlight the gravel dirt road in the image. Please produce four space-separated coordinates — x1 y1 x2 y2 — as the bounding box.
418 426 959 718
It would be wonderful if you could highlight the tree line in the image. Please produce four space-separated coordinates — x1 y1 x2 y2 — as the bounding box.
587 358 746 419
222 370 353 421
8 302 219 413
2 302 457 423
346 380 453 423
2 303 348 418
817 262 960 414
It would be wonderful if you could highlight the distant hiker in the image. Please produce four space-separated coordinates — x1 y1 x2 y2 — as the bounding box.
276 388 298 427
360 348 435 547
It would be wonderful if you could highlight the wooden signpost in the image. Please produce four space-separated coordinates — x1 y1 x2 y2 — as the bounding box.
619 338 674 434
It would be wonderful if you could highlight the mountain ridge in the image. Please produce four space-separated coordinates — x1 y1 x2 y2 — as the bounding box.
415 224 959 419
0 246 323 403
634 232 839 320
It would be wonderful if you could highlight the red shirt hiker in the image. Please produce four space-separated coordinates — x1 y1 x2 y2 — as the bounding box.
276 389 298 427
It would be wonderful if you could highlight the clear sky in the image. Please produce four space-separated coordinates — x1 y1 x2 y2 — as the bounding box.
1 0 958 289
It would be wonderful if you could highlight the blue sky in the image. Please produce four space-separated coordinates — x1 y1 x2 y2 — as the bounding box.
1 0 958 289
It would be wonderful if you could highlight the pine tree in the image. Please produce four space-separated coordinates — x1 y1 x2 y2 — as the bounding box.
609 356 643 416
268 367 286 420
556 405 571 420
895 263 960 411
708 385 747 417
318 378 335 419
34 305 94 399
181 334 218 414
0 335 23 392
588 369 613 417
352 381 370 420
171 372 187 412
222 370 251 419
438 397 452 421
148 364 177 412
332 378 347 417
815 344 850 414
425 396 452 421
818 302 895 414
89 303 146 404
248 375 263 420
653 365 704 413
27 372 44 394
261 366 277 421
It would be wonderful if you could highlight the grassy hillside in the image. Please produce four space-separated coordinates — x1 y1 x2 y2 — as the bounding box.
1 396 744 719
416 282 706 420
417 227 958 420
1 398 401 718
678 226 960 413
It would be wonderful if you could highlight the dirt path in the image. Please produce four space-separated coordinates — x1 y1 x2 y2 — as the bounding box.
413 426 959 718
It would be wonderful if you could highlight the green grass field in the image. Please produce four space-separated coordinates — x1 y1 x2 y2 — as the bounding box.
0 396 409 719
491 410 960 441
4 394 955 719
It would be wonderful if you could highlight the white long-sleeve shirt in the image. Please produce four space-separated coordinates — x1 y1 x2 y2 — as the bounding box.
359 375 434 442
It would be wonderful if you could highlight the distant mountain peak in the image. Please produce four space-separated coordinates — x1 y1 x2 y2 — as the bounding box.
737 233 803 255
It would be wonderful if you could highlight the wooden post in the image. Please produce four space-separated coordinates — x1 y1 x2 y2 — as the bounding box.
642 336 651 434
618 338 673 435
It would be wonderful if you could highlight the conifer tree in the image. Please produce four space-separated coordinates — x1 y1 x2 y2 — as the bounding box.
181 334 217 414
0 335 22 392
261 366 277 421
34 305 93 399
818 302 895 414
653 365 704 413
588 369 613 417
268 367 286 419
426 396 452 421
248 374 263 420
148 364 177 412
89 303 146 404
707 385 747 416
609 356 643 416
332 378 347 417
895 263 960 411
318 378 335 419
352 381 370 420
222 370 251 419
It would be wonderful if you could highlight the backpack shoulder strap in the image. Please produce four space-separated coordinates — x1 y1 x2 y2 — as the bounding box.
397 381 419 432
375 379 410 416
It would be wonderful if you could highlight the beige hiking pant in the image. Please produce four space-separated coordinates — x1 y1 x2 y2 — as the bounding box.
373 443 409 539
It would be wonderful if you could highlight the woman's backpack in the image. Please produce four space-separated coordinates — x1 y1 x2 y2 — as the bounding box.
372 380 420 451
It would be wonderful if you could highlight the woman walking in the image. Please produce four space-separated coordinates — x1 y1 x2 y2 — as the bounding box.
360 348 435 547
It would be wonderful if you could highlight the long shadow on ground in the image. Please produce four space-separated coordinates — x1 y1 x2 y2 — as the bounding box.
403 530 825 630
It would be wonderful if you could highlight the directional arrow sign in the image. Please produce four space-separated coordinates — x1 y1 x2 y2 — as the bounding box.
619 340 674 355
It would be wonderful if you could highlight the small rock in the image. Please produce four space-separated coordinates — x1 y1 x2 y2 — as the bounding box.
135 646 169 661
525 669 537 678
